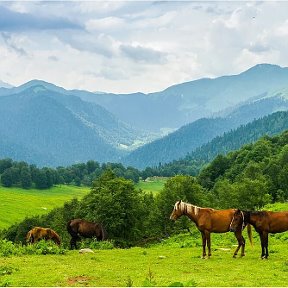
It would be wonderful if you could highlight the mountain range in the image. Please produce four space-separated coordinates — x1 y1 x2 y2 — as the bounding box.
1 63 288 167
0 85 149 166
76 64 288 132
122 93 288 168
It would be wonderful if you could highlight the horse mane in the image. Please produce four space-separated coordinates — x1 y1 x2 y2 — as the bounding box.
246 210 267 218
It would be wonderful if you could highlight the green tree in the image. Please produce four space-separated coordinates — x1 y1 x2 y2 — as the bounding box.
78 170 145 245
20 168 32 189
1 168 13 187
0 158 13 174
156 175 207 235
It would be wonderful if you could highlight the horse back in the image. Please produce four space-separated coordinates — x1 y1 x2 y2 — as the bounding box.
197 209 235 233
267 211 288 233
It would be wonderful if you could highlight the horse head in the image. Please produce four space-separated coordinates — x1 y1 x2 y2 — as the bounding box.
170 200 185 221
229 209 245 232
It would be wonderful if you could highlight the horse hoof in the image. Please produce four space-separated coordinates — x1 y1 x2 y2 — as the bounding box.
233 255 237 258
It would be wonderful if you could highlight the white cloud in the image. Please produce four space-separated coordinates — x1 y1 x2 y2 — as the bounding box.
1 1 288 93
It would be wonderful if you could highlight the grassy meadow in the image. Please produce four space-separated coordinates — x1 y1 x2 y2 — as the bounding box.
1 181 288 286
0 185 90 230
135 177 166 194
1 232 288 287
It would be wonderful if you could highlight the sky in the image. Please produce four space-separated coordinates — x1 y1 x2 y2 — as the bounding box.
1 1 288 94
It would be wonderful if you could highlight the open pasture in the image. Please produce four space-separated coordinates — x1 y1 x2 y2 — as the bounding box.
0 185 89 230
135 177 166 194
1 235 288 287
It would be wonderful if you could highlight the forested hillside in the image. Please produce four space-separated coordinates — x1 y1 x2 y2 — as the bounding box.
2 130 288 247
0 85 148 166
123 96 288 169
144 111 288 177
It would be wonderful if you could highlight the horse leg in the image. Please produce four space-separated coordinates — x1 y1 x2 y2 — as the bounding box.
259 232 266 259
233 231 245 258
263 232 269 259
201 231 207 259
205 231 212 258
240 236 246 257
70 237 77 250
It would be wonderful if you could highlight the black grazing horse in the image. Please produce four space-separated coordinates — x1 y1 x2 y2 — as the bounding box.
230 209 288 259
67 219 107 249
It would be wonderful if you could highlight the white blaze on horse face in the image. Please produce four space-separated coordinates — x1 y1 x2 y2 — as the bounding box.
170 201 183 220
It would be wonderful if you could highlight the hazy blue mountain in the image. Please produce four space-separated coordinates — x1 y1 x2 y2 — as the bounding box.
0 85 146 166
122 94 288 169
73 64 288 131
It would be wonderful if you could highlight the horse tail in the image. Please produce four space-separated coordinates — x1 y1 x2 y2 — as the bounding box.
247 224 253 247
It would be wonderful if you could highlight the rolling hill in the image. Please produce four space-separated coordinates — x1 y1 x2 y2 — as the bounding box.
1 64 288 168
0 84 146 166
123 95 288 169
151 110 288 177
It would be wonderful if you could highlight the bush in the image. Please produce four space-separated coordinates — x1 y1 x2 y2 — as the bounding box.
79 239 114 250
0 240 66 256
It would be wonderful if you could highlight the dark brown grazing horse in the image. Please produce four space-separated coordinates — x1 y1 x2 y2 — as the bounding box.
170 200 252 259
230 209 288 259
26 227 61 246
67 219 107 249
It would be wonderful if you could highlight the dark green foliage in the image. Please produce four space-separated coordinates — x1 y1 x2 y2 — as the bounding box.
77 170 147 245
155 175 207 235
1 169 13 187
0 159 141 190
149 111 288 177
200 130 288 208
1 130 288 247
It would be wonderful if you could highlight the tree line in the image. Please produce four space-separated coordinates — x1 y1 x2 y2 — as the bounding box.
1 130 288 247
0 159 141 189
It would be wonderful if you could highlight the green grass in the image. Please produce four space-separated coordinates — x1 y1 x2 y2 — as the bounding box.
0 185 90 230
1 236 288 287
135 177 167 194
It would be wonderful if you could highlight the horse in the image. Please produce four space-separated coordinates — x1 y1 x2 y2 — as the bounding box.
229 209 288 259
26 227 61 246
67 219 107 249
170 200 252 259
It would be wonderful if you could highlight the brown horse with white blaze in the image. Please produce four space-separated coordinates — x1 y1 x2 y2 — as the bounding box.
229 209 288 259
170 200 252 259
26 227 61 246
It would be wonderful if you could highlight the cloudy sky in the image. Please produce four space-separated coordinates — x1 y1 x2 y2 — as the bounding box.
1 1 288 93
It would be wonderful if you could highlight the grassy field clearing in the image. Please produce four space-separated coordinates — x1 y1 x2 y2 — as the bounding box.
135 177 166 194
0 185 90 230
1 235 288 287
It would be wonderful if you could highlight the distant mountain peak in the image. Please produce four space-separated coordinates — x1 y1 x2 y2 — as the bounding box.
0 80 13 89
243 63 284 74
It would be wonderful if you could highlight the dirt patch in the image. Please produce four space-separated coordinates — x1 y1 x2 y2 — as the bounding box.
67 275 93 286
